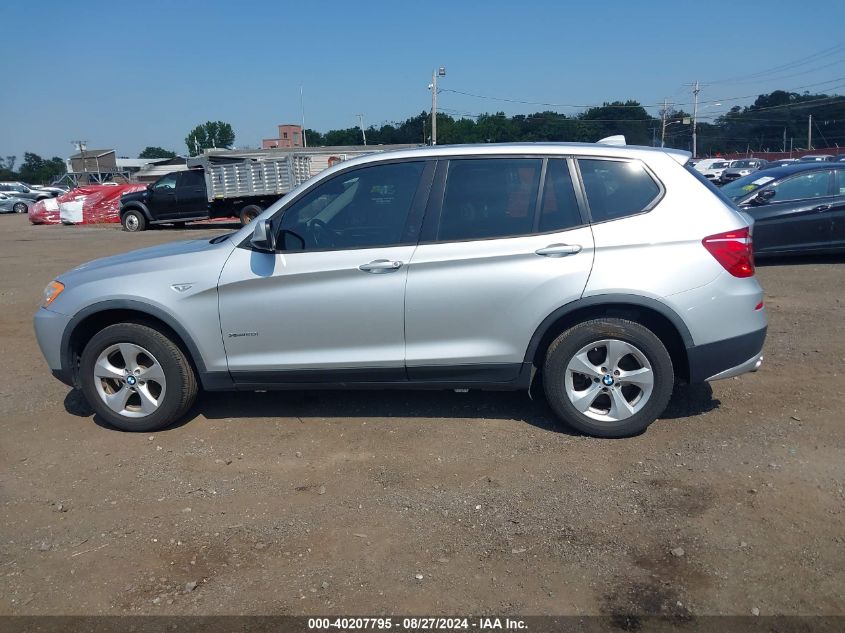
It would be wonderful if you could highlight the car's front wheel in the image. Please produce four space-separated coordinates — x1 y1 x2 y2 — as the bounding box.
79 323 197 432
13 202 27 214
121 210 146 232
543 318 674 438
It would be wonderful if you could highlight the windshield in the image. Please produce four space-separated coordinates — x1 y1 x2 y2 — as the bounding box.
732 160 756 168
710 162 729 169
720 172 777 201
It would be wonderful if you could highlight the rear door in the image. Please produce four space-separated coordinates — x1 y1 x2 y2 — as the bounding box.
175 170 209 217
741 170 834 254
404 156 594 381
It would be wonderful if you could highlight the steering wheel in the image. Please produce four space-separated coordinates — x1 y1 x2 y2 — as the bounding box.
307 218 338 248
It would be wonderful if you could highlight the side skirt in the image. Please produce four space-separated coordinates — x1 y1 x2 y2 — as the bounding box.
202 363 531 392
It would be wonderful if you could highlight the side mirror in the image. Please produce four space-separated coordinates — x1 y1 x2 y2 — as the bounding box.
753 188 776 204
250 219 277 252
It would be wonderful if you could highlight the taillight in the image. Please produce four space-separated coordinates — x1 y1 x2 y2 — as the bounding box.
702 227 755 278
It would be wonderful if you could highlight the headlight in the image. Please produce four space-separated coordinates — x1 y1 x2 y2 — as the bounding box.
42 280 65 308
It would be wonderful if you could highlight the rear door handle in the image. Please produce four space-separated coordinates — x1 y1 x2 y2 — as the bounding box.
359 259 403 273
535 243 582 257
813 205 831 212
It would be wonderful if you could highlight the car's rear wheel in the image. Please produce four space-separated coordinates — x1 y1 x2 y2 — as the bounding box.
80 323 197 432
239 205 262 226
122 210 146 232
13 202 27 214
543 318 674 438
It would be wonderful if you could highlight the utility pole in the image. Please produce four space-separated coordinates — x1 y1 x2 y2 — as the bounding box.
659 98 671 148
300 85 307 148
808 114 813 150
429 66 446 145
357 114 367 146
691 81 701 158
72 140 87 186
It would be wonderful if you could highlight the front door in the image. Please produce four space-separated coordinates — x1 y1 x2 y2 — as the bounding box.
146 173 179 220
404 157 594 381
217 160 433 384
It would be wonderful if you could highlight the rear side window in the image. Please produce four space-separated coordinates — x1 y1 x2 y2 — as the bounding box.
539 159 582 232
579 159 661 222
438 158 541 241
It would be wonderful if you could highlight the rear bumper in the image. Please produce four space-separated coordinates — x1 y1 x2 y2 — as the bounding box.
687 326 767 383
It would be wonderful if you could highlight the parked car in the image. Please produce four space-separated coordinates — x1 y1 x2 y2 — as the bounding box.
759 159 800 170
34 142 766 438
0 182 54 200
720 158 768 183
719 162 845 255
0 193 31 214
692 158 725 173
698 160 732 181
799 154 834 162
33 184 69 196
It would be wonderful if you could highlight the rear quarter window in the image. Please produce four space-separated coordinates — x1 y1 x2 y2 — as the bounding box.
578 159 661 222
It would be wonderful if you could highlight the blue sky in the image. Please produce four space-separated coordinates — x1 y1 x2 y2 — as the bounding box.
2 0 844 159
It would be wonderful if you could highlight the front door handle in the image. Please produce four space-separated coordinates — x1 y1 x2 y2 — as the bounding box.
813 204 831 212
535 243 582 257
359 259 403 273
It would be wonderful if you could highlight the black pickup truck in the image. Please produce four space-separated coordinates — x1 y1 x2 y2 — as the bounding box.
118 155 312 232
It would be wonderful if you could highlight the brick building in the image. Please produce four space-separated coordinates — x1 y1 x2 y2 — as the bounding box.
262 124 303 149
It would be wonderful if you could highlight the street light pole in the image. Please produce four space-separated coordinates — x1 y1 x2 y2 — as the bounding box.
430 67 446 146
691 80 700 158
357 114 367 146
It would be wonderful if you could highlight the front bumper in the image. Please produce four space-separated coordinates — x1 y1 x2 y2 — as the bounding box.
686 326 767 383
33 307 72 383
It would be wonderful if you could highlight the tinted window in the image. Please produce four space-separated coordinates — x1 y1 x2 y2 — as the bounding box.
153 174 177 190
836 170 845 195
579 159 661 222
277 161 424 251
768 170 831 202
438 158 541 241
539 159 582 232
179 170 205 187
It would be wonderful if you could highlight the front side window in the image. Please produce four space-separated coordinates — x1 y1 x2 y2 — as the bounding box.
579 159 661 222
277 161 424 251
438 158 542 241
767 170 831 202
153 174 177 190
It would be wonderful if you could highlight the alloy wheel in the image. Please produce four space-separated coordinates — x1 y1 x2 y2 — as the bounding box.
564 338 654 422
93 343 167 418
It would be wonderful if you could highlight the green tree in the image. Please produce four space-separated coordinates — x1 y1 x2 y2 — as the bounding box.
139 146 177 159
185 121 235 156
18 152 65 184
0 155 17 181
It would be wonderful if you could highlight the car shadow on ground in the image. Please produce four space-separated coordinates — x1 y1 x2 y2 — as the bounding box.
63 381 719 437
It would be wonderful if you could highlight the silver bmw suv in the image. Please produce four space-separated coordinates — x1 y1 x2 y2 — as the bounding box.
34 142 767 438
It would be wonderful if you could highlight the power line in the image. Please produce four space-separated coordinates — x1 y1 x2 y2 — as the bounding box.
705 42 845 85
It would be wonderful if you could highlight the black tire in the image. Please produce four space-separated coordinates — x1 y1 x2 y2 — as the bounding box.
542 318 674 438
13 202 27 214
122 209 146 232
239 205 262 226
79 323 198 432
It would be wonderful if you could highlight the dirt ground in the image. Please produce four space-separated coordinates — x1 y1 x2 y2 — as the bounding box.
0 215 843 620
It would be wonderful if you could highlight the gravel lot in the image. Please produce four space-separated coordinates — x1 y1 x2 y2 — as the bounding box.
1 215 843 620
